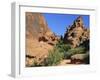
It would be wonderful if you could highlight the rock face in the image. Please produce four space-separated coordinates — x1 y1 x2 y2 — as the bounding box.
26 12 59 67
63 16 89 48
26 12 50 39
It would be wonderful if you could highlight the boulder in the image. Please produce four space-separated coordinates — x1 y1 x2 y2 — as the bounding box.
71 53 89 64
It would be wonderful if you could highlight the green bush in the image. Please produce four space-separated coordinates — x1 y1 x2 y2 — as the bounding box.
64 47 85 59
57 44 71 52
55 40 71 52
44 48 64 66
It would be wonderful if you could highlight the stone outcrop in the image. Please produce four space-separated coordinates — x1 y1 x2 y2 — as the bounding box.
63 16 89 48
26 12 50 39
26 12 59 67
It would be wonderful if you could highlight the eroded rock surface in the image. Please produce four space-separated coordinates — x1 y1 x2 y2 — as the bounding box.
26 12 59 66
64 16 89 48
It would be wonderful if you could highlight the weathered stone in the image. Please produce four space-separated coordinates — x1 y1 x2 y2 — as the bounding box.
63 16 89 48
26 12 59 67
71 53 89 64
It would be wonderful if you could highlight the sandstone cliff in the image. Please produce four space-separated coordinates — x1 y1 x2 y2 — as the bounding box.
26 12 59 66
63 16 89 48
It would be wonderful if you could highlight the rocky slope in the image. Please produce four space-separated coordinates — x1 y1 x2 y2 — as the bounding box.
63 16 89 48
26 14 90 66
26 12 59 66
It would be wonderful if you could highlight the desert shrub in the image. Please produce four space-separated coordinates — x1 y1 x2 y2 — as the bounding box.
44 39 71 66
44 48 64 66
64 47 85 59
55 39 71 53
56 39 64 47
57 44 71 52
54 39 71 59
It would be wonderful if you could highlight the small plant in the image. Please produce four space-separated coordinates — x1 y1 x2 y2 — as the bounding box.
55 39 71 53
44 48 64 66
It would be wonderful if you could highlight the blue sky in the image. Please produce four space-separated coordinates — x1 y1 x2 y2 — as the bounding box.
43 13 89 36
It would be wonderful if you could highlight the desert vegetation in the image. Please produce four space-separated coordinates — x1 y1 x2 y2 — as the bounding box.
25 12 90 67
44 38 89 66
30 37 89 67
